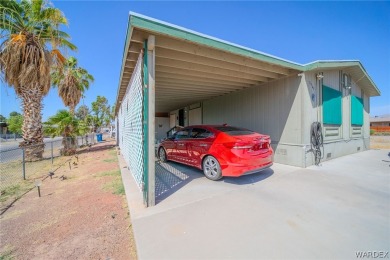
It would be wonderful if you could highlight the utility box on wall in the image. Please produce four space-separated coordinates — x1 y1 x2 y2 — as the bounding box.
155 117 170 142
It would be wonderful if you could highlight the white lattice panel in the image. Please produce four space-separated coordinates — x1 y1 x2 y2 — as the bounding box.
118 53 144 190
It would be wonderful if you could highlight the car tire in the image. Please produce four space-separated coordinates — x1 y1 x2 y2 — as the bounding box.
202 155 222 181
158 147 168 162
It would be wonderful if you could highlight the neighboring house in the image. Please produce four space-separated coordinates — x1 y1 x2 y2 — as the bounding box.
370 116 390 133
370 116 390 127
114 13 381 206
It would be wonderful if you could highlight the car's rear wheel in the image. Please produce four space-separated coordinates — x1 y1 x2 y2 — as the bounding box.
158 147 168 162
202 155 222 181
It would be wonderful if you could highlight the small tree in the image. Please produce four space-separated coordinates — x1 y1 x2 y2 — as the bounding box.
7 114 23 135
75 105 90 121
44 110 87 155
0 114 6 122
9 111 21 117
91 96 110 132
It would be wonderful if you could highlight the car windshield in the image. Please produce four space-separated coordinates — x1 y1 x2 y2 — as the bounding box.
214 126 254 136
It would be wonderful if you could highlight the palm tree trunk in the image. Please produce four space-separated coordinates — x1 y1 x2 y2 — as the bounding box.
69 107 75 116
61 136 77 155
19 87 44 161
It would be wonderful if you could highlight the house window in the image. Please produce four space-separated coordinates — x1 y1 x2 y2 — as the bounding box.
351 95 363 126
322 85 342 125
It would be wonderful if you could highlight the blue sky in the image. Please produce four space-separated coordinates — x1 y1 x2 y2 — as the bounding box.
1 1 389 120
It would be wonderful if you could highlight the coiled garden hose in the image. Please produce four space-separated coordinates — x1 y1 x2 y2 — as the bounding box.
311 122 324 165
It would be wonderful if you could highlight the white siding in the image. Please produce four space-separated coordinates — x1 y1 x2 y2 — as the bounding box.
303 69 370 166
203 75 305 166
189 108 202 125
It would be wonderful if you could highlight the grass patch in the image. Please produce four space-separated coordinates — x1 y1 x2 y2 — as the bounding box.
108 149 117 157
100 170 125 195
102 148 118 163
103 158 117 163
0 182 33 203
1 156 68 195
95 169 120 177
110 178 125 195
0 246 15 260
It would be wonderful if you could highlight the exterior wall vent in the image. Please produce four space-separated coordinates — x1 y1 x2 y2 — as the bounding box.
327 153 332 159
277 148 287 156
357 147 361 151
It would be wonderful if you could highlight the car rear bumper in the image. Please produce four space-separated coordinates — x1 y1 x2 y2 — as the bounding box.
242 163 273 175
219 149 273 177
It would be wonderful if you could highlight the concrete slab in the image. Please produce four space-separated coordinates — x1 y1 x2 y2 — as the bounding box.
119 149 390 259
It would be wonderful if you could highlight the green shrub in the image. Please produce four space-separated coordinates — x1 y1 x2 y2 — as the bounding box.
370 129 375 135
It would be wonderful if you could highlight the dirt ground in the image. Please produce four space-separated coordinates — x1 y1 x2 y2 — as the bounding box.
0 140 137 260
370 135 390 149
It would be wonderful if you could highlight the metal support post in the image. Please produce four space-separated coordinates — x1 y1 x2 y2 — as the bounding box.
147 35 156 207
51 141 54 164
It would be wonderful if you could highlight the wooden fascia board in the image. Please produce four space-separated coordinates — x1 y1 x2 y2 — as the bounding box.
114 17 133 115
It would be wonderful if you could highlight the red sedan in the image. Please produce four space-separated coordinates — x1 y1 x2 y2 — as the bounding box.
158 125 273 180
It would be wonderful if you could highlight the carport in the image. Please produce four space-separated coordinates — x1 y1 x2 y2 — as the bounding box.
115 13 379 207
115 13 302 206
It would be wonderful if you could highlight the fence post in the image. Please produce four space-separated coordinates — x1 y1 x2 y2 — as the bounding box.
22 147 26 180
51 141 54 164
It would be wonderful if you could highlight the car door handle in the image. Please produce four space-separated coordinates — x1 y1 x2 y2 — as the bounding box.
199 144 207 147
178 143 185 146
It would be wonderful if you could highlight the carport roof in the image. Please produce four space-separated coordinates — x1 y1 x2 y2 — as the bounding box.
115 12 380 114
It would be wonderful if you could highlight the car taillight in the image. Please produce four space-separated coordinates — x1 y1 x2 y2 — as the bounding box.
260 142 269 149
223 142 253 149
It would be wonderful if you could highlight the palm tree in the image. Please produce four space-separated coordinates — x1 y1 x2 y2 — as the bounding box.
0 0 76 161
52 57 94 115
44 110 87 155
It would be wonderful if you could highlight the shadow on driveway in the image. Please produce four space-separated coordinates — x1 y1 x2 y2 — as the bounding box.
155 161 203 204
155 161 273 204
222 168 274 185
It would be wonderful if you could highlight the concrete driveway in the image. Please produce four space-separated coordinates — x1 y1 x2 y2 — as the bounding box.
119 149 390 259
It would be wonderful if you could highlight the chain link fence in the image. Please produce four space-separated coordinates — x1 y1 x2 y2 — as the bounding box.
0 133 22 141
0 134 97 195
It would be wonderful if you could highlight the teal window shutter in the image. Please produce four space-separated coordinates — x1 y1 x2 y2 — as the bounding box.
351 95 364 125
322 85 342 125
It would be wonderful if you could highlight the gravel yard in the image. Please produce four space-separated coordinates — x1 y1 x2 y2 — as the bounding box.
370 135 390 149
0 140 137 260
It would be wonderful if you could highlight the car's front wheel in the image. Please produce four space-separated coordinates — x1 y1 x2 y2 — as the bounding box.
158 147 168 162
202 155 222 181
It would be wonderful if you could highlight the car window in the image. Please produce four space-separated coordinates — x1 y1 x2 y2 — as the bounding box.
175 130 190 139
191 128 213 139
214 126 254 136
